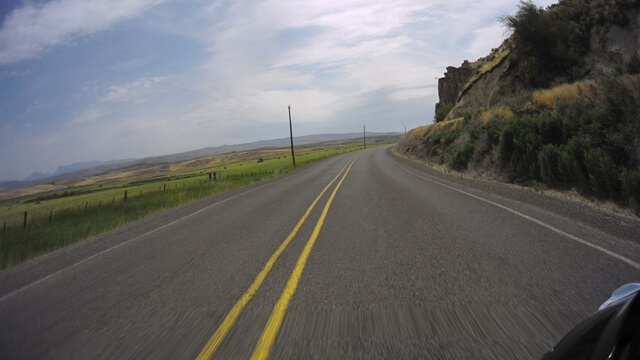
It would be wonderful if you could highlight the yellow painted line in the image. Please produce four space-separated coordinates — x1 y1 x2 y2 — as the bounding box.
195 156 358 360
250 155 359 360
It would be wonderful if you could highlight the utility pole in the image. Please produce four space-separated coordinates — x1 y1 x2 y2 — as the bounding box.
288 105 296 167
363 125 366 149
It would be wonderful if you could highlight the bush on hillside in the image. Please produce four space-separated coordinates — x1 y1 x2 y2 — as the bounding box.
501 1 589 88
407 76 640 215
435 103 454 123
447 142 475 170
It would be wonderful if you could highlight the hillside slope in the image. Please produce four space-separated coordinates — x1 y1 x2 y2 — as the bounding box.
400 0 640 215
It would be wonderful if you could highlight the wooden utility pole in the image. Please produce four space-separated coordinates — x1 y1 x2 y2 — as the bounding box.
363 125 366 149
288 105 296 167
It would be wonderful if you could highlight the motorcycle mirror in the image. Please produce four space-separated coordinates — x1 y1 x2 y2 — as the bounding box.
599 283 640 310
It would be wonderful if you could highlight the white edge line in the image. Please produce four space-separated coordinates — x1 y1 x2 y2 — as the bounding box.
389 155 640 271
0 156 349 303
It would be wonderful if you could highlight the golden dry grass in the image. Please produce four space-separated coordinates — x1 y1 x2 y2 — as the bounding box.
478 107 515 124
0 184 64 201
460 45 511 98
531 79 599 109
408 118 465 138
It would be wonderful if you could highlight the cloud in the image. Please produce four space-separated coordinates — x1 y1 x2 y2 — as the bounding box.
100 76 170 104
0 0 561 181
70 107 108 125
0 0 165 65
465 23 508 58
388 86 437 102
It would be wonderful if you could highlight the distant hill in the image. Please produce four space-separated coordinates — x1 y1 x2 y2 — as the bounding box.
2 132 398 190
134 132 396 165
23 159 137 181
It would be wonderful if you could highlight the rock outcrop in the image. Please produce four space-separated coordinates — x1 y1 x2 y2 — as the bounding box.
435 61 476 116
434 2 640 121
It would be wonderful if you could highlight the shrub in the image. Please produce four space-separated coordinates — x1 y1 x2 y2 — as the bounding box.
538 144 562 184
584 148 620 198
501 1 589 88
448 142 475 170
435 103 454 122
621 169 640 214
626 53 640 75
498 116 542 180
558 137 588 189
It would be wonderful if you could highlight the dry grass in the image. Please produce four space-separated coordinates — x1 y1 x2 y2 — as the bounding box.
408 118 465 139
478 107 515 124
0 184 64 201
531 79 599 109
409 125 432 138
460 45 511 99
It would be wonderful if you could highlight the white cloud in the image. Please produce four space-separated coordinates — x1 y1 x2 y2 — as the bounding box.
0 0 562 180
100 76 170 104
389 86 437 102
70 107 107 125
0 0 165 65
466 23 508 58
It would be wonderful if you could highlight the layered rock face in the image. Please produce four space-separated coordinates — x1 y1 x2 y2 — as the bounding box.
434 4 640 121
435 61 475 116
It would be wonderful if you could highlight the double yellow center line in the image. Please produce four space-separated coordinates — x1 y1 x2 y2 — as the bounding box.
196 155 359 360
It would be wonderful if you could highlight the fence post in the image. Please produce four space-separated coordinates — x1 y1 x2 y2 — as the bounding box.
23 211 27 229
164 184 166 192
85 202 88 211
213 172 217 181
209 173 212 181
124 190 128 202
112 197 115 204
49 210 53 222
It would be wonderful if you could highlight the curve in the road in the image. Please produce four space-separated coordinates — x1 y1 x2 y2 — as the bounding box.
388 152 640 271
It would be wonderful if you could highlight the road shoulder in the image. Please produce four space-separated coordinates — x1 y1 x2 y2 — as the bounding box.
388 146 640 244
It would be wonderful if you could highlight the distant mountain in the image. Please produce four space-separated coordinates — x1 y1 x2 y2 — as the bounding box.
4 132 398 189
134 132 398 165
22 158 136 181
23 172 50 181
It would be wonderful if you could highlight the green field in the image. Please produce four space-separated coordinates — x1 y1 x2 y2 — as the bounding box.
0 141 392 269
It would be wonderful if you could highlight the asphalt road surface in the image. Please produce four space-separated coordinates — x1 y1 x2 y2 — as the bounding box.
2 145 639 359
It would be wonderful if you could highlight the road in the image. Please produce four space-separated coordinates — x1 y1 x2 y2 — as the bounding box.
1 145 639 359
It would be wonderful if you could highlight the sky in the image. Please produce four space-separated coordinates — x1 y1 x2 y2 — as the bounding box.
0 0 556 181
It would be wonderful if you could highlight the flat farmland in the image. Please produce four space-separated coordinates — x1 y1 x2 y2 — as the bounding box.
0 140 392 269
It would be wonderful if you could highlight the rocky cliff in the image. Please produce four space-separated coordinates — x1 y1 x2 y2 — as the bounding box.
435 0 640 121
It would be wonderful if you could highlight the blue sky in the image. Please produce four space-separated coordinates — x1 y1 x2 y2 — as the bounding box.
0 0 556 181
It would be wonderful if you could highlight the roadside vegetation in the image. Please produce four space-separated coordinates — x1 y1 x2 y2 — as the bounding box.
500 0 637 88
402 0 640 216
398 75 640 216
0 142 391 269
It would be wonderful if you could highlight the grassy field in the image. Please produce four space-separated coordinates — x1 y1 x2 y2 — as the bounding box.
0 141 393 269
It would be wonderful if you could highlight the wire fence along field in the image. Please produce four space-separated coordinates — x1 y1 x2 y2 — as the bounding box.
3 169 274 229
0 144 374 269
